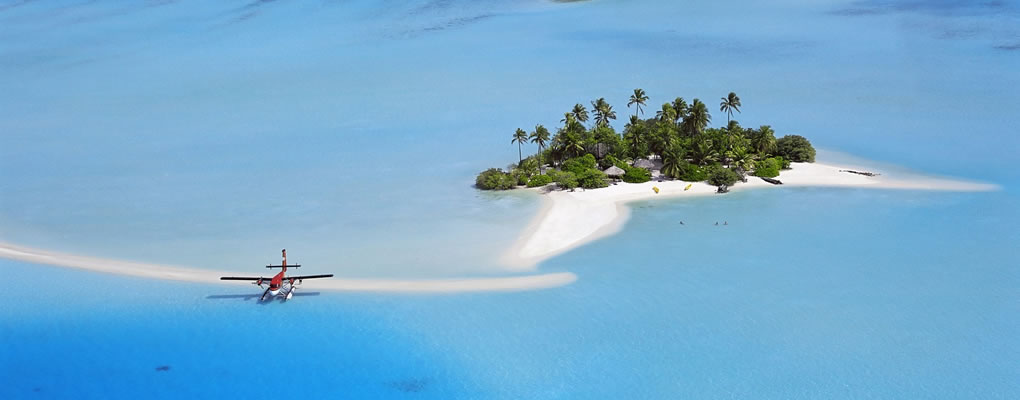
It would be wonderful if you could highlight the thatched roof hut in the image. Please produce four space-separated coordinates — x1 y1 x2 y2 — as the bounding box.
603 165 626 177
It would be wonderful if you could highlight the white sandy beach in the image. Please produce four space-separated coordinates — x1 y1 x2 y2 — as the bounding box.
0 242 576 293
0 159 995 292
501 161 998 269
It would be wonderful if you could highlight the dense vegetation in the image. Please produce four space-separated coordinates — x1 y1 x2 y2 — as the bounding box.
476 90 815 191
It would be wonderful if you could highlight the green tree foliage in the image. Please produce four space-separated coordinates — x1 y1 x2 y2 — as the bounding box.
656 102 677 125
600 154 621 170
776 135 816 162
480 91 817 193
690 135 719 165
661 143 686 179
621 166 651 183
726 144 755 172
719 92 741 124
775 156 791 170
591 125 623 159
590 97 617 128
577 168 609 189
671 97 688 126
518 158 539 177
705 164 739 187
511 128 528 164
475 168 516 190
526 174 553 187
677 161 707 181
562 154 598 175
750 125 778 157
529 124 551 173
551 170 578 190
623 116 650 159
753 157 781 178
628 88 649 117
682 98 711 137
570 103 589 125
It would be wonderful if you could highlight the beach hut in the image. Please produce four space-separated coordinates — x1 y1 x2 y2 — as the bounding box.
603 165 625 178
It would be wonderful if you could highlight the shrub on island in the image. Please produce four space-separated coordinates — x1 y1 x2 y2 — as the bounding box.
621 165 651 183
475 168 517 190
776 135 815 163
676 161 708 182
753 157 781 178
705 164 740 187
527 174 553 187
577 168 609 189
550 170 579 190
775 156 791 170
562 154 598 175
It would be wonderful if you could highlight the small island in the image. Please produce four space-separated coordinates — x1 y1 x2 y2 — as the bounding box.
476 90 816 193
480 89 996 270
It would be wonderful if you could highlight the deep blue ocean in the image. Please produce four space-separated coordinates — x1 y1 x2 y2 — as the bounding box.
1 0 1017 398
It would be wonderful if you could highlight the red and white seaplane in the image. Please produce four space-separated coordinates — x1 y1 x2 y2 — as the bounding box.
220 249 333 301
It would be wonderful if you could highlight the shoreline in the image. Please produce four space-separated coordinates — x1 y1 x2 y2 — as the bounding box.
0 242 576 293
501 160 999 269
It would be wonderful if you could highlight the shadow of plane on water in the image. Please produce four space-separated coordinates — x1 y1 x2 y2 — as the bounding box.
206 292 321 303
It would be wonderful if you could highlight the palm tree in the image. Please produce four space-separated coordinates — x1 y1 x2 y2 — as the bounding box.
511 128 528 165
683 98 711 137
671 97 688 126
750 125 777 157
661 143 686 179
591 97 616 128
655 103 676 124
726 144 754 171
719 92 741 124
530 124 551 174
691 136 718 165
624 115 646 159
628 88 649 117
559 130 585 158
571 103 589 126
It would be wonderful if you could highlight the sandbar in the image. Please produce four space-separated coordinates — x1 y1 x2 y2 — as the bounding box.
501 161 998 269
0 242 576 293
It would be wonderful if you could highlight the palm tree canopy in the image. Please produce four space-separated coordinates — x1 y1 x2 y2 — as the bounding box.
571 103 589 124
591 97 616 128
656 103 676 123
591 98 606 125
671 97 688 124
626 115 642 129
530 124 551 148
683 99 712 136
512 128 528 144
751 125 777 156
628 88 649 116
720 92 741 122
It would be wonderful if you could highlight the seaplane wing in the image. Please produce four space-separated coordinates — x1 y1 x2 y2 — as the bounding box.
220 276 269 281
285 274 334 280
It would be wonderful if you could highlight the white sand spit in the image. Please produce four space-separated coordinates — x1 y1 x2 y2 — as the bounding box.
501 161 997 269
0 242 576 293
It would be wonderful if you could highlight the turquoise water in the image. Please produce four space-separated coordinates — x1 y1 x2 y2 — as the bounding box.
1 0 1018 398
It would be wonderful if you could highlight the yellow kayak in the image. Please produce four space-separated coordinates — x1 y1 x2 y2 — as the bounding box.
652 186 659 194
684 184 692 191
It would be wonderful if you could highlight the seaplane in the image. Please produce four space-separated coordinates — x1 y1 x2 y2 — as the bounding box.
220 249 333 301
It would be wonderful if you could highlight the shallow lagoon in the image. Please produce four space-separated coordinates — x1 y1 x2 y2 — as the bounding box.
1 0 1018 398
